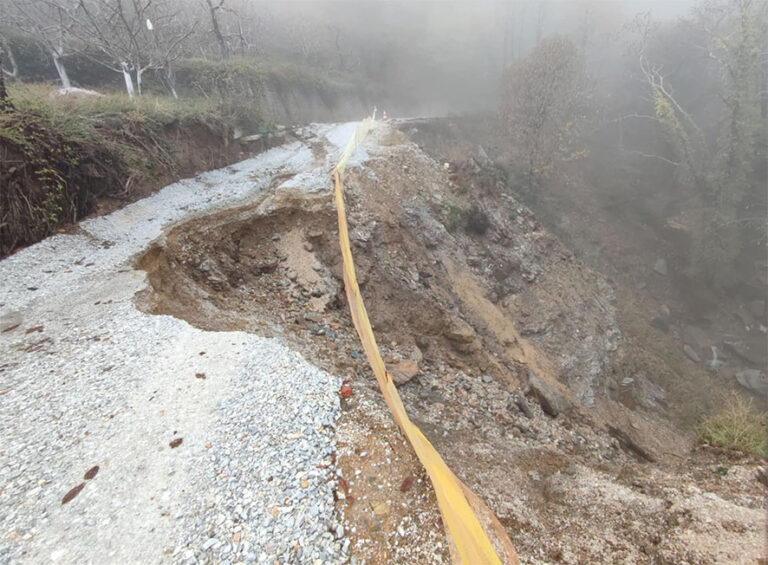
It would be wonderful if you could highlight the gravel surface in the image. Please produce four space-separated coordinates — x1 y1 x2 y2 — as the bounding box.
0 123 364 564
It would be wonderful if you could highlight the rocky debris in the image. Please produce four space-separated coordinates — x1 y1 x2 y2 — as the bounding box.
526 370 572 417
514 394 534 418
756 467 768 488
396 116 765 564
443 316 480 353
634 374 668 414
681 324 712 351
387 359 420 385
653 257 668 276
396 353 763 564
683 343 701 363
607 425 656 462
406 344 423 364
735 369 768 397
723 339 764 365
618 372 670 416
197 257 229 290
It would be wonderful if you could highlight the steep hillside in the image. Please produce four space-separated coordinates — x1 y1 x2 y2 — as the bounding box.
136 122 765 563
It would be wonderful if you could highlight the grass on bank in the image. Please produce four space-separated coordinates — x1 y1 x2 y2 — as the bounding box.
1 83 263 255
4 82 254 140
698 393 768 458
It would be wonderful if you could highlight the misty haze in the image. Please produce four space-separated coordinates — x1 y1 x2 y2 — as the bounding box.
0 1 766 564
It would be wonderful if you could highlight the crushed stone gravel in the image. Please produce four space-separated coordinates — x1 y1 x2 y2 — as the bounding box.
0 122 366 564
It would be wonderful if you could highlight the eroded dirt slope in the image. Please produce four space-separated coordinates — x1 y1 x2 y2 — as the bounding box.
137 123 766 563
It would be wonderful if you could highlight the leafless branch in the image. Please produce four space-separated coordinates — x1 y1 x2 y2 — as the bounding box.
624 149 682 167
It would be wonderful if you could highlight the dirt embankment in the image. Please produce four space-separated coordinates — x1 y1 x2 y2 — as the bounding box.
0 105 289 257
2 67 374 259
136 123 766 563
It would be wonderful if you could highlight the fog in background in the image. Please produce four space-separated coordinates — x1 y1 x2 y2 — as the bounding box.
1 0 699 115
251 0 699 115
1 0 764 300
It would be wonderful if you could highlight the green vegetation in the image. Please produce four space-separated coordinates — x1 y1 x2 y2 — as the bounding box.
0 83 262 255
8 82 238 127
634 0 767 290
698 394 768 458
177 57 363 99
0 42 368 256
441 203 470 234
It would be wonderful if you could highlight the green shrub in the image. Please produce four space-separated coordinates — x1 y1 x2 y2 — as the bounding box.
698 394 768 458
442 203 468 233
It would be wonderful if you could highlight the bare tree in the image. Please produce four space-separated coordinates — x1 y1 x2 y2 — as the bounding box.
502 36 592 191
0 35 19 81
630 0 768 287
204 0 228 59
202 0 249 60
75 0 197 97
9 0 79 89
0 44 12 110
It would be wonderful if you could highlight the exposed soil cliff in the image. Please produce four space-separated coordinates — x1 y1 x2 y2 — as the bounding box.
136 122 766 563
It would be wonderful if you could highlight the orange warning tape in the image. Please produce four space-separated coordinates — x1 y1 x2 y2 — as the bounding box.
331 116 519 564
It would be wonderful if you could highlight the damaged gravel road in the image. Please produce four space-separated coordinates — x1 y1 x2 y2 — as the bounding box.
0 124 363 564
2 119 765 565
129 120 765 564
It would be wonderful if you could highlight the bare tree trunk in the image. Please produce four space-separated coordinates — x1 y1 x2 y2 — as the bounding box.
136 67 145 95
0 49 12 111
121 62 135 97
206 0 229 60
52 53 71 89
165 64 178 99
0 37 18 80
5 47 18 79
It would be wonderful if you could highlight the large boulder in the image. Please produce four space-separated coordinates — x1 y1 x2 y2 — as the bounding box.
526 370 572 417
443 316 481 353
735 369 768 397
683 344 701 363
